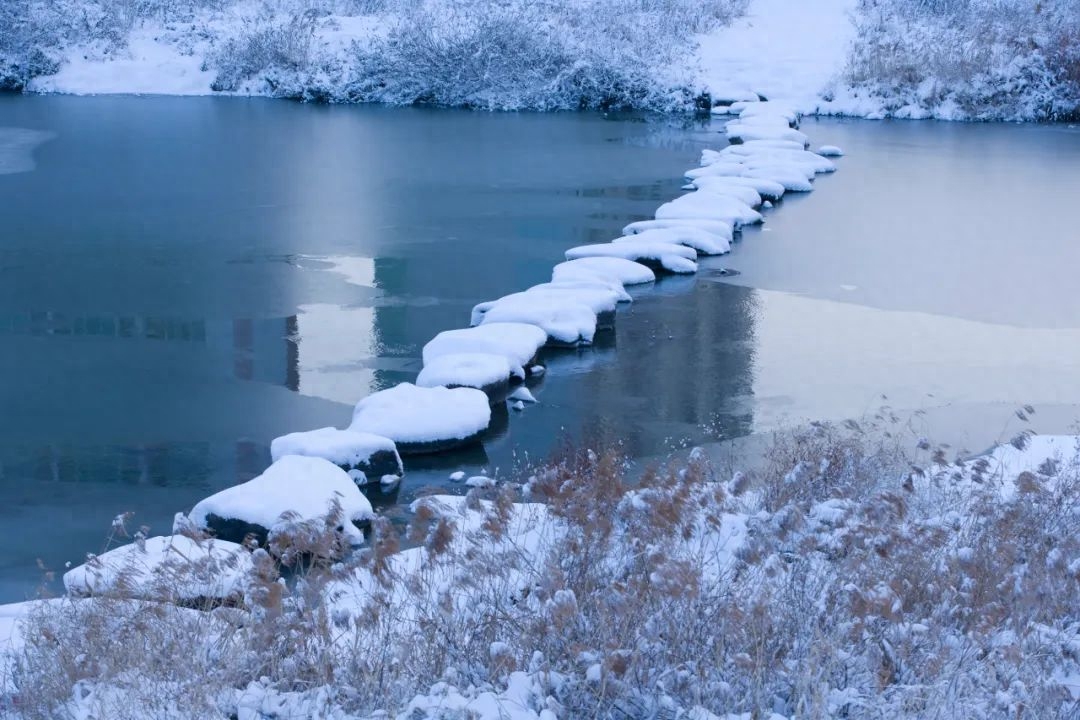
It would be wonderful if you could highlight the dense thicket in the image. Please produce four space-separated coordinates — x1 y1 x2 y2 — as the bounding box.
848 0 1080 119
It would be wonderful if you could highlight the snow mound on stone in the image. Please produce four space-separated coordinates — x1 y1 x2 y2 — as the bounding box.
565 241 698 274
726 122 809 147
528 279 631 303
63 535 253 602
189 455 374 546
818 145 844 157
686 181 762 207
423 323 548 379
614 227 730 256
417 352 512 392
690 175 786 203
552 257 656 287
271 427 402 484
655 193 763 227
477 294 599 345
351 383 491 451
623 218 735 241
471 286 620 327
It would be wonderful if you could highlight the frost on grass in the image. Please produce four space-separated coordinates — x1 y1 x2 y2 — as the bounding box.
8 421 1080 719
63 535 253 604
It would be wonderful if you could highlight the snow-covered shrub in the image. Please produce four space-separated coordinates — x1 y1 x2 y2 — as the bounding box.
343 0 748 110
12 416 1079 718
209 10 317 92
847 0 1080 119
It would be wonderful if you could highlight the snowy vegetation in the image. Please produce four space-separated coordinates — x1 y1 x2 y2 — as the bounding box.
846 0 1080 120
6 419 1080 719
0 0 748 110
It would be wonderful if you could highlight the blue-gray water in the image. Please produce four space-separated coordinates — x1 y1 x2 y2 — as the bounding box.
2 96 1079 601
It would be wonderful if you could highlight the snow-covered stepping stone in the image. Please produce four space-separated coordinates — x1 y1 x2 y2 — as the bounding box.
613 227 729 256
742 166 814 192
726 124 809 148
655 193 763 227
423 323 548 379
271 427 403 485
565 241 698 274
476 293 599 346
528 279 631 303
417 352 513 402
64 535 253 604
686 181 762 208
350 383 492 454
690 175 786 204
729 148 836 174
471 285 622 333
188 455 375 549
817 145 844 157
552 257 656 287
623 218 735 241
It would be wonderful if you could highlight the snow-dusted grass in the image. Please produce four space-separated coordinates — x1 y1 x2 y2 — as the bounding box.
844 0 1080 120
7 418 1080 719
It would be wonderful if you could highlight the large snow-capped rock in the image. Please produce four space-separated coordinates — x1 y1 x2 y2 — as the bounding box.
188 455 375 549
423 323 548 380
350 383 492 454
622 218 736 241
475 294 600 346
471 285 622 334
655 193 763 227
270 427 403 485
551 257 656 287
416 352 513 402
564 241 698 275
64 535 253 604
614 227 730 256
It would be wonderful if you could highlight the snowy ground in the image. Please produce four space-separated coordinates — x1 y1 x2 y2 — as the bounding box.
695 0 856 112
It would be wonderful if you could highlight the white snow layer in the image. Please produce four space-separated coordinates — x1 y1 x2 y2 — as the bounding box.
417 352 513 391
690 175 786 202
270 427 400 470
350 383 492 445
818 145 845 157
63 535 253 602
552 257 657 287
623 218 736 241
694 0 857 114
613 227 730 256
189 455 374 544
477 294 600 345
423 323 549 379
471 286 621 327
565 241 699 274
655 193 764 227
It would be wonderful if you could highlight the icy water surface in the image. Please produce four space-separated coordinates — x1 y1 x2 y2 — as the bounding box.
2 96 1079 600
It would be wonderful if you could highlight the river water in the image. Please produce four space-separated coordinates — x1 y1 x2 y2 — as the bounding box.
1 96 1078 601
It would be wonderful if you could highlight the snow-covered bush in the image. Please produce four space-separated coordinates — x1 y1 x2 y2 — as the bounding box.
847 0 1080 119
1 0 747 110
343 0 748 110
8 415 1080 718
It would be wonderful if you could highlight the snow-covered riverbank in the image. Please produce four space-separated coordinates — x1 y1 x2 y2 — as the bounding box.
4 0 1077 119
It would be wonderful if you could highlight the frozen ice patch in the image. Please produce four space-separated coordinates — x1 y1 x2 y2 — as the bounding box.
0 128 56 175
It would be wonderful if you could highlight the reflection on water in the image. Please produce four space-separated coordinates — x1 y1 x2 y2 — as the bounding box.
3 96 1077 602
0 95 728 601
